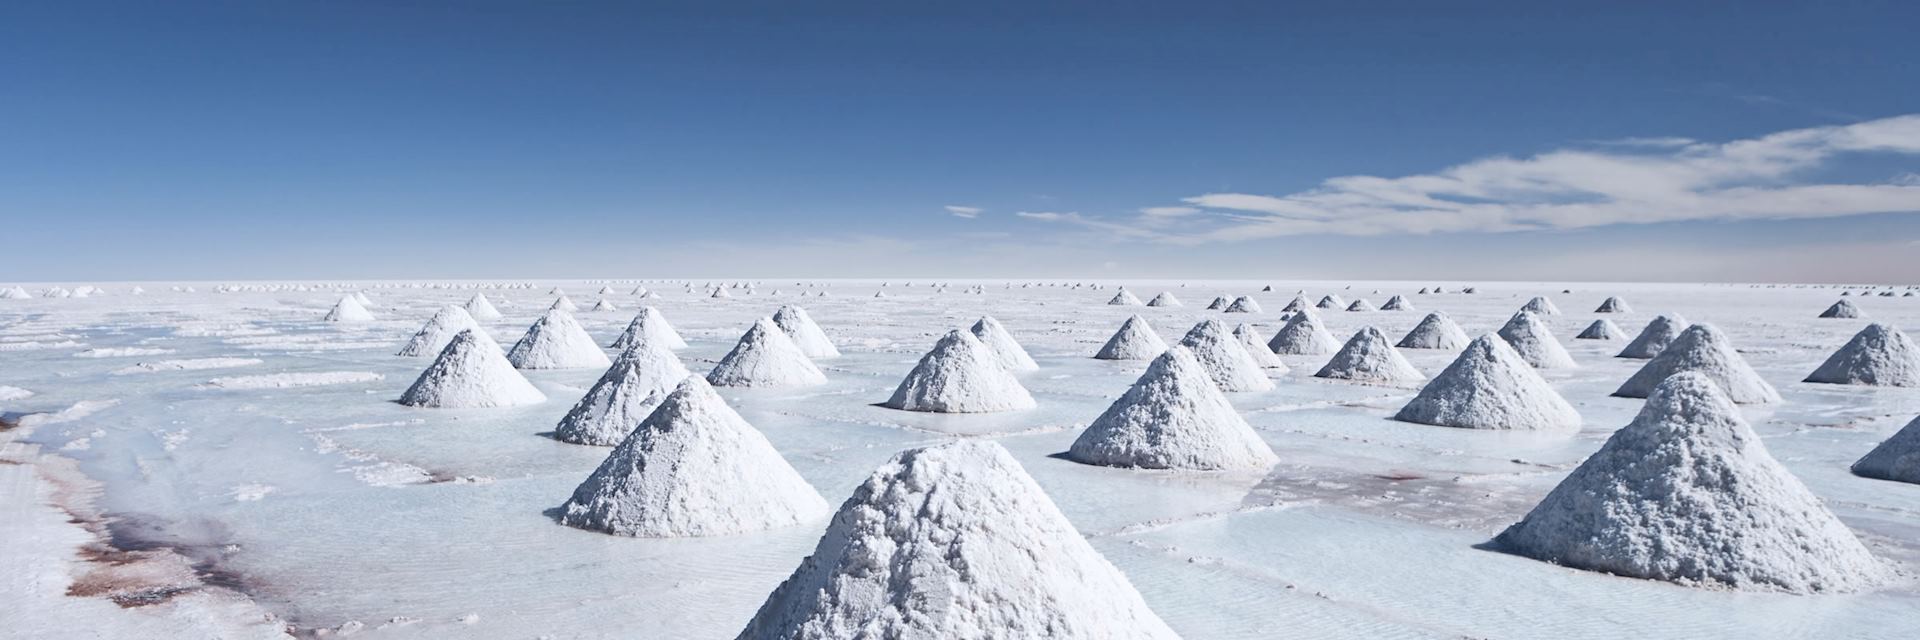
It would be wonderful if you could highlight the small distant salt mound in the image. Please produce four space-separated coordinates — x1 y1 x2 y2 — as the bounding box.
1397 312 1469 350
737 440 1181 640
1146 292 1182 307
1618 314 1689 359
1496 372 1886 593
630 286 649 296
397 305 483 357
971 315 1039 371
772 305 839 359
885 330 1036 412
1594 296 1631 313
554 338 691 445
1497 311 1577 369
1316 326 1424 384
0 286 31 299
1108 289 1143 306
1380 295 1412 311
597 286 616 295
1279 295 1309 313
464 293 503 320
1345 298 1375 312
1267 307 1339 355
559 377 828 537
549 295 579 312
507 309 612 370
1315 294 1345 310
1179 320 1275 392
707 318 827 387
550 287 567 295
1853 415 1920 484
399 330 546 408
323 295 375 323
611 306 689 351
1393 335 1581 431
1069 346 1278 471
1223 295 1262 313
1233 323 1289 371
1576 318 1624 340
590 298 619 312
1820 299 1863 319
712 287 733 299
1615 324 1779 404
1095 315 1168 361
1804 323 1920 387
1520 296 1561 315
1204 296 1229 310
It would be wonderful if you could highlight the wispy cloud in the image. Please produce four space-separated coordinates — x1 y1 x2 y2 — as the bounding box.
943 205 983 218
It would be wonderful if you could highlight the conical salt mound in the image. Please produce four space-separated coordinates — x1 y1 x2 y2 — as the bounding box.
353 291 373 306
1345 298 1375 312
884 330 1036 413
553 339 692 445
1267 307 1339 355
550 295 579 312
1233 323 1289 371
559 377 829 537
1095 315 1168 361
610 306 689 351
1068 347 1278 471
323 295 375 323
1618 314 1688 359
590 298 619 312
1576 318 1624 340
971 315 1039 371
1315 326 1424 384
1204 296 1229 310
772 305 839 359
1223 295 1262 313
597 286 616 295
397 305 483 357
1819 300 1863 319
1520 296 1561 315
1397 312 1469 350
1179 320 1275 392
630 286 649 296
1107 289 1143 306
507 309 612 370
1615 324 1778 404
737 440 1181 640
1146 292 1182 307
1280 295 1309 313
1497 311 1577 369
1853 415 1920 484
464 293 502 320
1594 296 1631 313
1804 323 1920 387
399 330 546 408
1393 335 1580 431
1381 295 1412 311
707 318 827 388
1495 372 1885 593
1315 294 1344 310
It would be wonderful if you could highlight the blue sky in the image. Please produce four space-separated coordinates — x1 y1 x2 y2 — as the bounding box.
4 1 1918 282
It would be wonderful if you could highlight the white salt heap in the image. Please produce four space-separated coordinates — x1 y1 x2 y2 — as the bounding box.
1316 294 1345 310
772 305 839 359
1595 296 1631 313
1179 320 1275 392
1315 326 1424 384
1618 314 1689 359
323 295 375 323
396 305 483 357
464 292 502 320
1146 292 1181 307
1267 307 1339 355
553 338 692 445
1233 323 1288 370
1280 295 1309 313
1497 311 1577 369
590 298 619 312
1068 346 1278 471
970 315 1039 371
1094 315 1168 361
1205 296 1229 310
1820 299 1863 319
1576 318 1624 340
884 329 1036 413
1397 311 1470 350
1520 296 1562 315
550 295 579 312
737 440 1180 640
1804 323 1920 387
1381 294 1412 311
1615 324 1779 404
399 329 546 408
1394 335 1581 431
1345 298 1375 312
707 318 828 388
712 287 733 299
559 377 828 537
1495 372 1886 593
1853 415 1920 484
610 306 689 352
507 309 612 370
1107 289 1143 306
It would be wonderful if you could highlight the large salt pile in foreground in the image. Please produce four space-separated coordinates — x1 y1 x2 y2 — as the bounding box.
1224 295 1262 313
1497 311 1577 369
399 329 546 408
559 377 828 537
1267 307 1339 355
1853 415 1920 484
1615 324 1779 404
1233 323 1288 370
1576 318 1624 340
707 319 827 388
1393 335 1581 431
1595 296 1631 313
1618 314 1688 359
1397 312 1469 350
464 292 503 320
1804 323 1920 387
1495 372 1885 593
397 305 483 357
1068 346 1278 471
323 295 375 323
1095 315 1168 361
611 306 688 351
1820 299 1863 319
1520 296 1561 315
507 309 612 370
1146 292 1182 307
884 330 1036 413
971 315 1039 371
1315 326 1424 384
553 338 692 445
737 440 1181 640
1179 320 1275 392
1108 289 1143 306
772 304 840 359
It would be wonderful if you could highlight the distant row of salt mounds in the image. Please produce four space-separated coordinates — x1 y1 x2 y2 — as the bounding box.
1067 346 1278 471
1394 335 1582 431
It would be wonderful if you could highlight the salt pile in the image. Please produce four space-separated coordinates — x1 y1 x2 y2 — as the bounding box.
1108 289 1143 306
771 305 839 359
1576 318 1624 340
1146 292 1182 307
971 315 1039 371
1520 296 1561 315
396 305 483 357
464 292 503 320
353 291 373 306
1315 326 1424 384
1316 294 1345 310
1380 294 1412 311
1233 323 1288 370
707 318 827 388
1495 372 1885 593
1820 299 1863 319
1804 323 1920 387
1094 315 1168 361
610 306 689 352
1618 314 1689 359
1615 324 1779 404
507 309 611 370
1393 335 1581 431
1345 298 1375 312
0 286 29 299
1497 311 1577 369
1068 346 1278 470
322 295 375 323
558 377 828 537
1594 296 1631 313
597 285 616 295
737 440 1180 639
1205 296 1229 310
1852 415 1920 484
550 295 579 312
1280 294 1309 313
1267 307 1339 355
712 287 733 299
1223 295 1262 313
553 338 692 445
884 330 1036 412
1396 312 1469 350
1178 320 1275 392
590 298 619 312
398 330 546 408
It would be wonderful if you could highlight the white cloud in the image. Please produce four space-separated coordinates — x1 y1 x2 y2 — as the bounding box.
1585 136 1698 148
1139 206 1201 217
943 205 983 218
